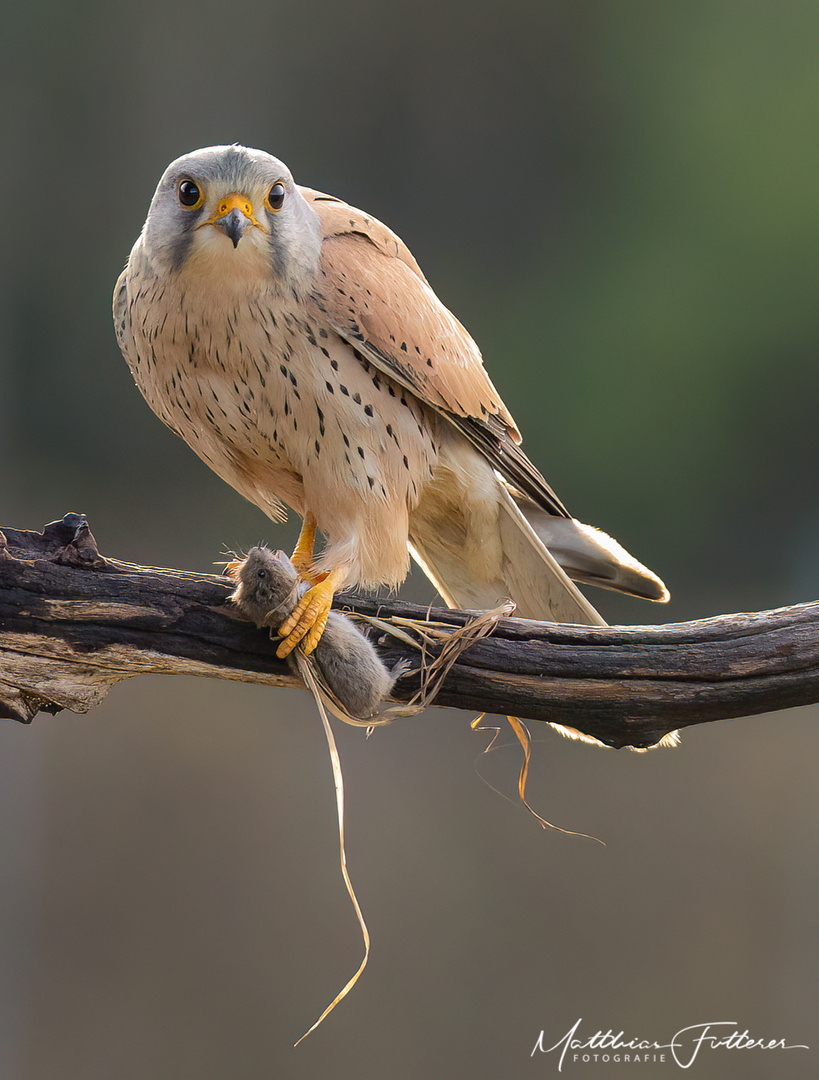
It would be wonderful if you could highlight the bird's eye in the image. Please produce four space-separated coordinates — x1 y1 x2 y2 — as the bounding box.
178 179 202 208
267 182 286 212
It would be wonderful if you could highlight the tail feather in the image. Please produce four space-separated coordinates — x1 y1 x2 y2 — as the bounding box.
407 449 676 749
409 485 606 626
512 494 670 603
494 494 607 624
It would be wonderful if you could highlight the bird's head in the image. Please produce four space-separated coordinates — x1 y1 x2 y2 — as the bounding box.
139 144 321 294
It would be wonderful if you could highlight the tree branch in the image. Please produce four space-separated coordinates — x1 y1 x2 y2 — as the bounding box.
2 514 817 748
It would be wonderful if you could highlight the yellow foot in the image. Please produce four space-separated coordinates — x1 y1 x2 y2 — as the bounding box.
277 568 345 658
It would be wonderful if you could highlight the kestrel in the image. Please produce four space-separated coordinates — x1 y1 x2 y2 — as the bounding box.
114 144 667 656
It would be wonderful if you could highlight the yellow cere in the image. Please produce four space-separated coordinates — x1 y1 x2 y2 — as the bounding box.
207 192 263 230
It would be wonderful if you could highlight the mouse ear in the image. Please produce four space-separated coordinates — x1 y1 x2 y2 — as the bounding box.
276 551 298 574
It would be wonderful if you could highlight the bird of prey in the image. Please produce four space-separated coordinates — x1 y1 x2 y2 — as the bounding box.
114 144 667 656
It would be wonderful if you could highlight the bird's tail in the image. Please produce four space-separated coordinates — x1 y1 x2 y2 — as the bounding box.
409 480 679 749
409 481 607 625
509 491 669 604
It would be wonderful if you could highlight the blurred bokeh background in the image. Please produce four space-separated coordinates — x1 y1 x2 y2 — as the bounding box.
2 1 819 1077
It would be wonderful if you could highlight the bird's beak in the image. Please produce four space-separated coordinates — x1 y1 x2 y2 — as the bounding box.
207 193 260 248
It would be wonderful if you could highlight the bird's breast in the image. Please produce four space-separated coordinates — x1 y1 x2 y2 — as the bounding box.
126 274 442 544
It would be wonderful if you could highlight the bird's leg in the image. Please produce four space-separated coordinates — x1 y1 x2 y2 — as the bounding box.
290 512 319 582
277 565 347 658
277 512 341 657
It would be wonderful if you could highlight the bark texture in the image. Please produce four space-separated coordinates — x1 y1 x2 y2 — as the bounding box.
1 514 817 748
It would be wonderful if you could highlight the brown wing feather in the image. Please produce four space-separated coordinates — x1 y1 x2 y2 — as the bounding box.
301 187 571 518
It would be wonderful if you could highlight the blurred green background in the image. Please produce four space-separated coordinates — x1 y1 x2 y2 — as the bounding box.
2 1 819 1077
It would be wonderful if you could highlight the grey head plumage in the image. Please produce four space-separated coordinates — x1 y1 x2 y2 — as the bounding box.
138 144 322 290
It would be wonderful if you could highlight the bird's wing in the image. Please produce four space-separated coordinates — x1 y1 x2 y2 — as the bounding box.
301 187 570 518
113 269 136 369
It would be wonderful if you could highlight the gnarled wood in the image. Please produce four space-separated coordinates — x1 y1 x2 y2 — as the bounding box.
1 514 818 748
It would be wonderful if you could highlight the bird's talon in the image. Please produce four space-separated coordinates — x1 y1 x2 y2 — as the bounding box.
276 635 298 660
276 572 340 658
302 607 331 655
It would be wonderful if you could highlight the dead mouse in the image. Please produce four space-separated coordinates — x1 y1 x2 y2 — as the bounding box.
229 546 402 720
